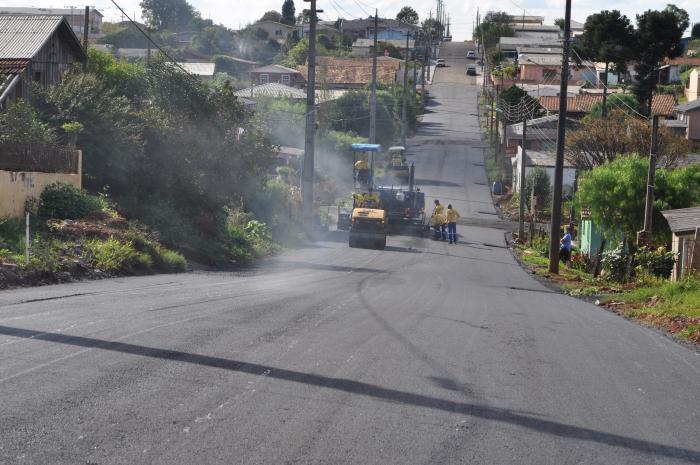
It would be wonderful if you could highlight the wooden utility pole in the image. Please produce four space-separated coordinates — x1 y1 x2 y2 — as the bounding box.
519 115 528 240
638 115 660 246
401 30 410 146
369 10 378 144
548 0 572 274
82 6 90 71
302 0 320 234
426 11 432 82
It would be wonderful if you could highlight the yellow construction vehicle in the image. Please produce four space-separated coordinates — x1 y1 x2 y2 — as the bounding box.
344 144 387 249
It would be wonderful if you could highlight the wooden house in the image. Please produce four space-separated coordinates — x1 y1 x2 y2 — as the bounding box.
0 14 86 108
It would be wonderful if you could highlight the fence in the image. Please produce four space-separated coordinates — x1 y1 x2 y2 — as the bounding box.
0 144 80 174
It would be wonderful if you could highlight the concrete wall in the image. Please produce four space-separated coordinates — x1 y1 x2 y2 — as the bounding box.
688 111 700 142
0 170 81 218
686 69 699 102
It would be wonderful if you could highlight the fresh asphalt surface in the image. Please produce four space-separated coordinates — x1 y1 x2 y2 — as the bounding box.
1 43 699 464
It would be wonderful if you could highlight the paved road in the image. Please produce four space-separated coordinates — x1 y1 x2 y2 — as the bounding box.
1 43 699 464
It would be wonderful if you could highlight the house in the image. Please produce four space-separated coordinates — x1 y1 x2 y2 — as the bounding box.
498 36 561 61
512 147 576 195
0 6 103 36
673 99 700 148
351 38 415 58
176 62 216 81
658 57 700 84
0 15 87 108
253 20 295 44
505 115 578 154
661 207 700 281
298 56 400 89
339 18 420 41
506 15 545 27
301 21 343 40
517 52 594 85
512 24 562 40
249 64 303 87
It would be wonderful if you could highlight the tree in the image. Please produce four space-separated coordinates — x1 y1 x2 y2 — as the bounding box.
692 23 700 39
396 6 419 25
499 86 544 123
422 17 445 42
474 11 514 52
633 5 689 115
575 10 635 117
0 100 56 145
554 18 565 30
260 10 283 23
566 108 690 170
576 155 700 243
525 168 551 210
282 0 296 25
140 0 196 30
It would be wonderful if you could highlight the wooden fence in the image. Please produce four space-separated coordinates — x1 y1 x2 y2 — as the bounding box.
0 144 80 174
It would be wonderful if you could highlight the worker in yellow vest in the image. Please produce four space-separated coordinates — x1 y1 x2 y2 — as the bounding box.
446 204 461 244
354 157 370 185
431 199 447 240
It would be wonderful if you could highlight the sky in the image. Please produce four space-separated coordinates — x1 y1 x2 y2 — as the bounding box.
5 0 699 40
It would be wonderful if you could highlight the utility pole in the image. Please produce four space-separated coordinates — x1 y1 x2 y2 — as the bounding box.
519 114 527 239
401 30 410 146
426 11 432 82
548 0 571 274
413 53 417 100
369 9 378 144
82 6 90 72
638 115 660 246
302 0 321 235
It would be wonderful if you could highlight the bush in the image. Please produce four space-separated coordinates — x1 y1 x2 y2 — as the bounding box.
152 245 187 272
570 251 593 273
601 246 630 282
39 183 107 220
636 246 676 279
525 168 551 210
0 217 25 251
84 237 137 272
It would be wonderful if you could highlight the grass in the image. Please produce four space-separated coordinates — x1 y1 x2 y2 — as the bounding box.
603 276 700 318
514 244 700 344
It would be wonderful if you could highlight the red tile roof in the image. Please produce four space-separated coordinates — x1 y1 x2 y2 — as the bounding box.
298 56 399 86
664 57 700 67
537 93 676 117
0 58 29 74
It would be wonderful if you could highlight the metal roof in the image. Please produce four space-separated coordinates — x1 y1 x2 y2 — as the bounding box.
0 7 103 17
176 62 215 76
233 83 306 99
661 207 700 234
250 64 299 74
675 98 700 112
0 14 84 60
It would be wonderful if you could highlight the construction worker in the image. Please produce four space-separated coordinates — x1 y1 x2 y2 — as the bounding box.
354 156 370 185
446 204 460 244
431 199 446 240
362 188 380 208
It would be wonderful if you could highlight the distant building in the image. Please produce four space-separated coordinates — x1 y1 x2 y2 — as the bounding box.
0 6 103 36
661 207 700 280
512 24 561 40
176 63 216 81
298 56 400 89
0 15 86 108
338 18 420 41
672 99 700 149
253 20 296 44
249 64 303 87
351 38 415 57
511 147 577 194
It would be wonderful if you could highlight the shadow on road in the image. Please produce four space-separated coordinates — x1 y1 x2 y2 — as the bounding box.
264 260 386 274
1 324 698 463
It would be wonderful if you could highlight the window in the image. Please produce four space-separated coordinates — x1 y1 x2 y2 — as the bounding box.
542 69 558 81
260 73 269 84
276 29 283 36
281 74 290 85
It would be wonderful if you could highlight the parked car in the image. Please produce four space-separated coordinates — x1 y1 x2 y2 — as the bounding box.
466 65 477 76
467 51 476 59
436 59 446 67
